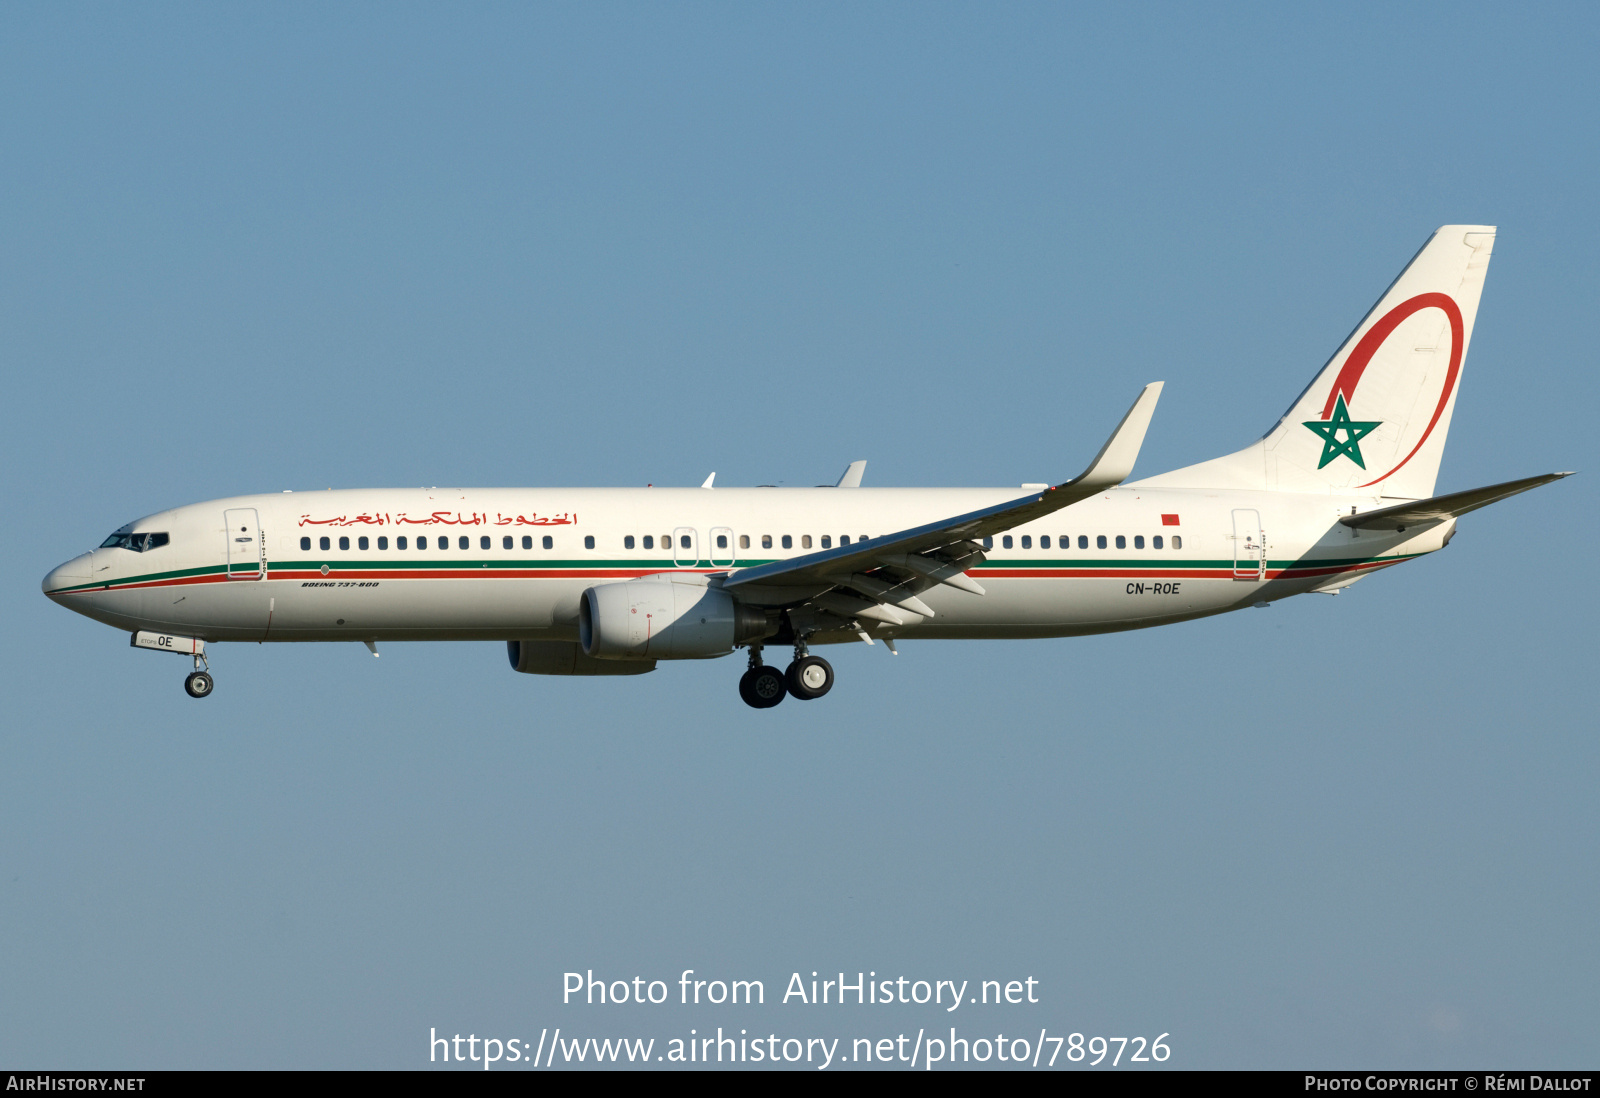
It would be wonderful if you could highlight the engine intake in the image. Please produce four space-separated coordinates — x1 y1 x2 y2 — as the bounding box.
580 574 774 660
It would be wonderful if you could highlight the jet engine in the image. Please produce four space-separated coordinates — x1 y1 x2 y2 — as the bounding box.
580 574 774 660
507 639 656 676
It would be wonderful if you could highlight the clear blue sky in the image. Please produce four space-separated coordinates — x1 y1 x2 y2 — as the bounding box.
2 2 1594 1069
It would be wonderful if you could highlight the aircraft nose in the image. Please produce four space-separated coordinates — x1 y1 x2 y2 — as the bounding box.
43 552 93 598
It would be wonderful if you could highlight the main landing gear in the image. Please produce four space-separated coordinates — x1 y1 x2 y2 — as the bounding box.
738 641 834 709
184 653 213 699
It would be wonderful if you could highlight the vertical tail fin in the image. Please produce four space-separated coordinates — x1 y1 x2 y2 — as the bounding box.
1140 226 1496 498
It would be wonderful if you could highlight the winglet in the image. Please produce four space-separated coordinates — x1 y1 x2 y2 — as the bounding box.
1061 382 1163 492
701 472 716 489
836 460 867 488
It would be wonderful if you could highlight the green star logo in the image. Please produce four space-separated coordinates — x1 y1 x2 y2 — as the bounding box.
1303 392 1381 469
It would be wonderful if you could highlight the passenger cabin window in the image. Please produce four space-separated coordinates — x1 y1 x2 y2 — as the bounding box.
1134 535 1144 549
821 535 832 549
521 535 532 550
481 536 490 550
418 536 428 550
300 536 311 551
379 536 389 550
503 536 513 550
1021 535 1032 549
983 537 993 549
1041 535 1051 549
397 536 408 550
801 535 812 549
624 535 635 549
339 536 350 550
642 535 653 549
1152 535 1163 549
585 535 596 549
320 536 331 551
542 535 553 550
1115 535 1126 549
781 535 792 549
1002 536 1013 549
680 535 691 549
716 534 728 549
1096 535 1107 549
840 535 850 545
762 535 773 549
739 535 749 549
1172 535 1183 549
1079 535 1089 549
358 536 369 550
459 536 469 550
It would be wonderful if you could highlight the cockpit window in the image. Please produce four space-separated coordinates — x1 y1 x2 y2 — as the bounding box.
100 531 169 552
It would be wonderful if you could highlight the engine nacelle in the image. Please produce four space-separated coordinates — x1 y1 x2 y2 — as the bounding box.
580 574 774 660
507 640 656 676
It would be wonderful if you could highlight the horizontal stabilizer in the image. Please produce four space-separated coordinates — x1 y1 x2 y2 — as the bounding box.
1340 472 1573 531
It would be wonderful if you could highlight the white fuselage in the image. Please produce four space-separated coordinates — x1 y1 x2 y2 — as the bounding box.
42 484 1451 649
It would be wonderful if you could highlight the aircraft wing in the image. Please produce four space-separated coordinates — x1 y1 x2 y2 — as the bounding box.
1340 472 1574 532
724 383 1163 618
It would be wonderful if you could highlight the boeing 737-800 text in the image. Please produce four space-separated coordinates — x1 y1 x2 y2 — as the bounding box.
43 226 1570 707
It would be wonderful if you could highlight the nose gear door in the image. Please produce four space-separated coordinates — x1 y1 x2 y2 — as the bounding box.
224 508 265 579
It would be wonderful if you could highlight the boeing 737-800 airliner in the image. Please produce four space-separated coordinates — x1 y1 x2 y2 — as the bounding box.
43 226 1570 707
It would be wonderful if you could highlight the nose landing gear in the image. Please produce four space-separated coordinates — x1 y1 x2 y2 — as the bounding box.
183 653 213 698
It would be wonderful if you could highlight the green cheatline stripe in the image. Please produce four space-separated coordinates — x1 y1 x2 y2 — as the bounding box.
48 562 228 593
973 555 1419 569
58 551 1421 594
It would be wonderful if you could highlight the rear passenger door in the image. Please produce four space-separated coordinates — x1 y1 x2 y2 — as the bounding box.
1230 509 1264 580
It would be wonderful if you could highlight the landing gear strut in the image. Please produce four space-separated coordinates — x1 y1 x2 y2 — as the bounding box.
738 635 838 708
738 645 786 709
184 652 213 699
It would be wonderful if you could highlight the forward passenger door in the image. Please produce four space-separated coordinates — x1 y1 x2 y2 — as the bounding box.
224 508 265 580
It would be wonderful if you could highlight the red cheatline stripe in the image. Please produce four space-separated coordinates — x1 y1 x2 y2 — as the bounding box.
981 568 1226 580
67 559 1403 594
69 567 723 592
59 573 232 595
271 568 712 581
